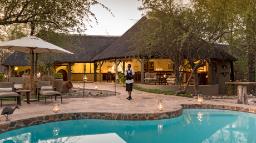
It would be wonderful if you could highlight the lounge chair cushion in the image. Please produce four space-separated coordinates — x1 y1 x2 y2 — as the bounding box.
0 88 13 92
40 90 61 96
0 92 20 97
14 84 23 89
41 86 53 90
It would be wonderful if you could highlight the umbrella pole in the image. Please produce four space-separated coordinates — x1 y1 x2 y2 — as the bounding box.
30 49 35 94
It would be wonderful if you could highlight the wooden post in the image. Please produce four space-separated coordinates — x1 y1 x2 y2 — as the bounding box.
122 61 125 73
94 62 97 82
8 66 11 81
115 60 118 82
114 59 118 95
237 85 248 104
207 61 214 84
67 63 72 81
141 58 145 84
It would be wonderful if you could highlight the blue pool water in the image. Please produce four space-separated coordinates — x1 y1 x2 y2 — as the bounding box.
1 109 256 143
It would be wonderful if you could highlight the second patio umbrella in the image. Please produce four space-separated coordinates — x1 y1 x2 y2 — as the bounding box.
0 36 73 90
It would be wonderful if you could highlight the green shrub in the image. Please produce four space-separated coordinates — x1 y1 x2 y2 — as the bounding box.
118 72 125 84
133 85 175 95
53 73 63 79
0 73 5 81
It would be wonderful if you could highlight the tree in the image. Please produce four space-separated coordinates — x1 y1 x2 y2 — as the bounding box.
0 0 108 34
138 0 216 94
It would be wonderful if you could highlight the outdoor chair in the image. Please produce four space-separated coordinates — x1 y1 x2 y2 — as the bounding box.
9 77 26 90
144 72 157 84
37 81 62 104
166 75 176 85
0 82 21 107
53 80 73 95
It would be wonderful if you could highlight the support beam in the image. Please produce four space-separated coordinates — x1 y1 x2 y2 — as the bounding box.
140 58 145 84
67 63 72 81
122 61 125 73
230 61 235 81
8 66 11 81
94 62 97 82
115 60 118 82
207 61 213 84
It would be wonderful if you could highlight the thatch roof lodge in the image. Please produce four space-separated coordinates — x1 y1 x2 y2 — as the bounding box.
2 17 236 94
3 16 235 66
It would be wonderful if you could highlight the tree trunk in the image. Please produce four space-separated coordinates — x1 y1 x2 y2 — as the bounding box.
177 60 204 95
248 52 255 82
174 63 180 85
193 72 199 96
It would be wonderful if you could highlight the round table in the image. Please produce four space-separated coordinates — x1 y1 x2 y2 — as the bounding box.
225 82 256 104
16 89 31 104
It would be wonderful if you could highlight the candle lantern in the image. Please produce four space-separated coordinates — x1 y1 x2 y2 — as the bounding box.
158 99 163 111
53 103 60 113
197 95 204 104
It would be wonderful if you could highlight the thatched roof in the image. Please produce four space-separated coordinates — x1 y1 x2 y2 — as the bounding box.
2 35 119 66
2 17 236 66
54 35 118 63
93 17 236 61
3 52 30 66
93 17 147 61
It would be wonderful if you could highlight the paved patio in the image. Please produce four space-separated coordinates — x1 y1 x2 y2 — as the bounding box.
0 82 256 124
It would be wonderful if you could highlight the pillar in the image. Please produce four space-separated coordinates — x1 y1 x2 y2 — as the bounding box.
94 62 97 82
115 60 118 82
207 61 213 84
230 61 235 81
141 58 145 83
67 63 72 81
122 61 125 73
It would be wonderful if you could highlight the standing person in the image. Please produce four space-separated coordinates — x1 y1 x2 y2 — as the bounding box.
125 64 134 100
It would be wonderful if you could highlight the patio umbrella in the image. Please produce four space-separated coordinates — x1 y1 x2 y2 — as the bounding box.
0 36 73 90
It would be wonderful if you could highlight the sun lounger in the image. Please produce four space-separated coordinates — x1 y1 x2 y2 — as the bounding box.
0 82 21 107
37 81 62 104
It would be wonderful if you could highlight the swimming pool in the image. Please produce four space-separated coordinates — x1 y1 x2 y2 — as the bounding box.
0 109 255 143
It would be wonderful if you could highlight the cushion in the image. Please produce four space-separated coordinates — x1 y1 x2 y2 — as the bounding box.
40 90 61 96
0 92 20 97
41 86 53 90
0 88 13 92
14 84 23 89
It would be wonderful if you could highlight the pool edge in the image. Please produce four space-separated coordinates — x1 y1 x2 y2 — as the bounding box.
0 109 183 134
1 103 256 134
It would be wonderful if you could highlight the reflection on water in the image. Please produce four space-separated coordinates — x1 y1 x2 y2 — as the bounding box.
52 127 60 137
197 112 203 122
0 133 31 143
1 109 256 143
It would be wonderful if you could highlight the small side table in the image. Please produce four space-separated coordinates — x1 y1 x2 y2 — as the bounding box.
16 90 31 104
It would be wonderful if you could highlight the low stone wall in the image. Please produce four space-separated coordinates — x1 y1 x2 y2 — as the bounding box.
0 109 182 134
67 88 117 97
2 103 256 134
182 104 256 113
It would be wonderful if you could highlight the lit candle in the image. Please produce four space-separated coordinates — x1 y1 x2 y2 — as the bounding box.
158 99 163 111
53 104 60 113
37 72 41 78
197 96 204 104
83 75 87 81
95 86 98 90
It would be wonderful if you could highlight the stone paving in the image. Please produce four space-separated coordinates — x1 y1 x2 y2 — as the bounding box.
1 82 256 133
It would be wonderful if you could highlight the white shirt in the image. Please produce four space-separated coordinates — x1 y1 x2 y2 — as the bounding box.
125 69 134 84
